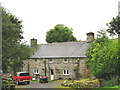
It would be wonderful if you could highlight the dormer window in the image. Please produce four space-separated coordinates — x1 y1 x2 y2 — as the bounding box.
63 58 69 63
49 59 53 63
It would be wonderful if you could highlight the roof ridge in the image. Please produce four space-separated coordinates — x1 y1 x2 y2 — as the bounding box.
37 41 86 45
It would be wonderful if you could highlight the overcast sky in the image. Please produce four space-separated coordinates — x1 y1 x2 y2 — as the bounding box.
1 0 119 44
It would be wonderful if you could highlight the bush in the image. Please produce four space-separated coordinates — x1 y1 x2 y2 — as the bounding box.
61 79 100 88
100 77 119 87
2 78 15 89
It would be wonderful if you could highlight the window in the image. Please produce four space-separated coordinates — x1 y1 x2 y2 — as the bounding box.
63 58 69 63
49 59 53 63
34 69 39 74
20 73 29 76
63 70 69 75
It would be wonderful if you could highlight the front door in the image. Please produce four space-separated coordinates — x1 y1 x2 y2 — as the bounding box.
50 69 54 80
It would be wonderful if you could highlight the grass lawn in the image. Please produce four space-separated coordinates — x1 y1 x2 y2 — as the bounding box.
102 85 120 88
92 85 120 90
30 80 39 83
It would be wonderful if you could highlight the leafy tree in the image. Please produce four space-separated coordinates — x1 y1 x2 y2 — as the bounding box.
85 30 119 80
107 16 120 38
7 43 31 73
2 7 31 73
46 24 77 43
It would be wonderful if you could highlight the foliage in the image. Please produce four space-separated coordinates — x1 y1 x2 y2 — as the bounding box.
61 78 99 88
100 76 119 87
46 24 77 43
2 7 31 73
85 30 119 80
107 16 120 38
2 78 15 89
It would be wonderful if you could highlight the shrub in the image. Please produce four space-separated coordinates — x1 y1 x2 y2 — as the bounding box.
2 78 15 89
100 76 119 87
61 79 100 88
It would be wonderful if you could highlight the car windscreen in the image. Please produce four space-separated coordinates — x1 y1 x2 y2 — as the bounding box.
19 73 29 76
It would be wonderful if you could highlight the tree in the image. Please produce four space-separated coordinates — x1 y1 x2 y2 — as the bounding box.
46 24 77 43
7 43 31 73
107 16 120 38
2 7 31 73
85 30 119 80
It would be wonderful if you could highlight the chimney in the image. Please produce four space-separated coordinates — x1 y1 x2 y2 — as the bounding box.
30 38 37 47
86 32 94 43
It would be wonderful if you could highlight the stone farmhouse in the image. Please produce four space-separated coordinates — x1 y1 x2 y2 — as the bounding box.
23 32 94 80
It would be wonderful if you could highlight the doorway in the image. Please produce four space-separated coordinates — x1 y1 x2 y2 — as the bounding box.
50 69 54 80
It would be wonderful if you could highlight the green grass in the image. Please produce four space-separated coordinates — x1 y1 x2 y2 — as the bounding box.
30 80 39 83
92 85 120 90
102 85 120 88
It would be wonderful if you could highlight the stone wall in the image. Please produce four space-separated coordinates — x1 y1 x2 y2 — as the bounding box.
23 58 88 80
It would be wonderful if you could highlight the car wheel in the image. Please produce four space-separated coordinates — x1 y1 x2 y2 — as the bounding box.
27 81 30 84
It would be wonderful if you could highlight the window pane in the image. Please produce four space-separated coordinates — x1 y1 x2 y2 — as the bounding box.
67 70 69 74
37 69 38 73
20 73 29 76
64 70 66 74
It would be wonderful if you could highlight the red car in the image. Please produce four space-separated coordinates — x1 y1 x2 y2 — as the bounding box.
12 72 31 85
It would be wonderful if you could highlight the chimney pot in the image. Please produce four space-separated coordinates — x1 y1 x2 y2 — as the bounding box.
30 38 37 47
86 32 94 43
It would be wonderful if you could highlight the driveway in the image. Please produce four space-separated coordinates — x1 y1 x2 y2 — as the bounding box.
15 81 62 88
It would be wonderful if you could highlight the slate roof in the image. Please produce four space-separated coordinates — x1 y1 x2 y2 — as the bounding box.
30 41 90 59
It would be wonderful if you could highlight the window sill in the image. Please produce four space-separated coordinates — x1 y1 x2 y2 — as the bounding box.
63 74 69 76
63 62 68 63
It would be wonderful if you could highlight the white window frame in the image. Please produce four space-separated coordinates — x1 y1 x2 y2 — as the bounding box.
63 70 69 75
49 59 53 63
63 58 69 63
34 69 39 74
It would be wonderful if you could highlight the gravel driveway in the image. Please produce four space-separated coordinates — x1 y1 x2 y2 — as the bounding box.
15 81 62 88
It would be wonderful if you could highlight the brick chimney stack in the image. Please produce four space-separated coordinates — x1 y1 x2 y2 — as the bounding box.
86 32 94 43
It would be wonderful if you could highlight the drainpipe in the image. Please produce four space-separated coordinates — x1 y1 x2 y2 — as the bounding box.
43 57 46 76
48 59 50 80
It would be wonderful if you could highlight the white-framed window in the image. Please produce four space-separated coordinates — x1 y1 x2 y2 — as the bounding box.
34 69 39 74
63 58 69 63
63 70 69 75
49 59 53 63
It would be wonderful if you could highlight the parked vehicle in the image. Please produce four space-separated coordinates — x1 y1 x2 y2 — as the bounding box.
12 72 31 85
39 75 48 83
